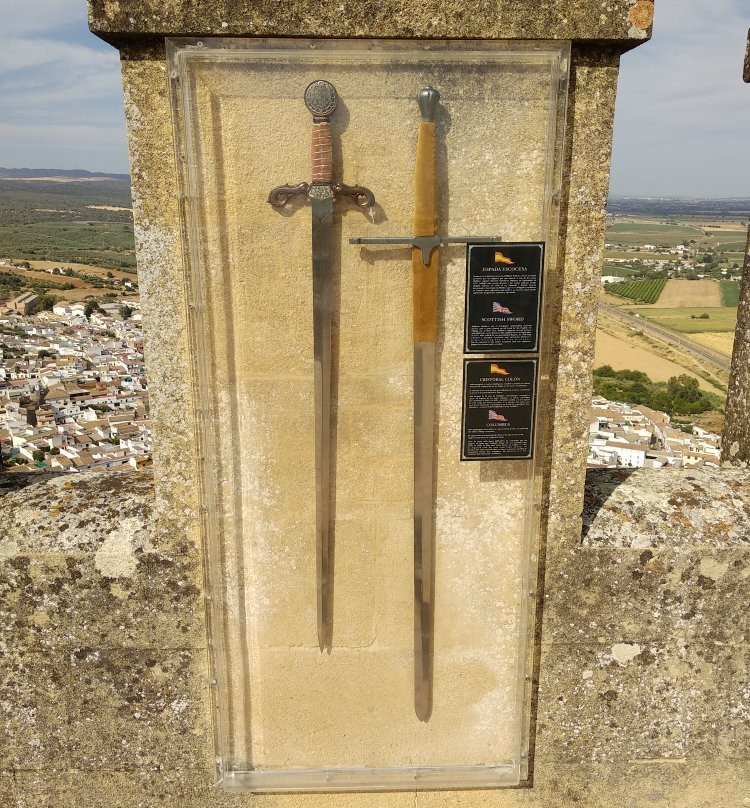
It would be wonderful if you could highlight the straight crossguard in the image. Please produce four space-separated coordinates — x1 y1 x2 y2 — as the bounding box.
268 80 374 651
349 89 500 720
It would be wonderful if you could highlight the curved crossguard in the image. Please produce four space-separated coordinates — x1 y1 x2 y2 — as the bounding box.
269 181 375 209
267 80 375 210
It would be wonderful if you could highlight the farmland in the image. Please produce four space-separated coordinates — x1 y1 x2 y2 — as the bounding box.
607 278 666 303
0 221 135 271
627 306 737 334
595 203 749 411
657 279 722 308
721 279 740 307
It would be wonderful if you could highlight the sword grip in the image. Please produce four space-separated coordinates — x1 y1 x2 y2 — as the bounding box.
311 122 334 183
412 118 438 343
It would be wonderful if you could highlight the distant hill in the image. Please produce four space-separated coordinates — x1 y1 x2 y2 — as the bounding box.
609 196 750 219
0 167 130 181
0 170 132 228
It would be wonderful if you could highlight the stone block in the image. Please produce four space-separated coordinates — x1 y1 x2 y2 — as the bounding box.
542 547 750 647
535 640 747 763
0 549 204 658
63 648 209 771
0 771 17 807
582 468 750 549
0 652 69 770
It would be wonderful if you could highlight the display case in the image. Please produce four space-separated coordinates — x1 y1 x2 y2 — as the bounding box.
168 37 569 792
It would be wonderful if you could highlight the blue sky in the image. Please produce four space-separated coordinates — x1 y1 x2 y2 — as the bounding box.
0 0 748 196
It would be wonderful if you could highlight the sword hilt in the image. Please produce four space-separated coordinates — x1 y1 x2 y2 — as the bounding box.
305 80 337 184
413 86 440 344
268 80 374 210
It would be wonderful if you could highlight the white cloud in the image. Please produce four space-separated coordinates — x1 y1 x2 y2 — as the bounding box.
0 0 85 36
0 36 118 72
0 7 128 171
611 0 750 196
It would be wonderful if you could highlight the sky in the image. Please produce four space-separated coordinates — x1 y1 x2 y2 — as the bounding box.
0 0 748 197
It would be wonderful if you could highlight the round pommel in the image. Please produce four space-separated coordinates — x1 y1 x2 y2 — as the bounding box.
304 80 338 120
417 86 440 122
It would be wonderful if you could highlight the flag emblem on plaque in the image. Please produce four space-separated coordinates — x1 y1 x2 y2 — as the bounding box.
488 410 507 422
492 301 512 314
494 251 514 265
489 363 510 375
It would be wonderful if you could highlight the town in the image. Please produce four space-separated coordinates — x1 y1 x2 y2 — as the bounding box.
1 282 723 474
0 293 150 472
588 396 721 469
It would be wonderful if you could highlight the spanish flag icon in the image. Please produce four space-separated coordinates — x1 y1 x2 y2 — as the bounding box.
494 251 515 265
490 363 510 375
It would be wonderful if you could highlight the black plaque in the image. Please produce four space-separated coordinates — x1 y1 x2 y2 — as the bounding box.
464 242 544 353
461 359 537 461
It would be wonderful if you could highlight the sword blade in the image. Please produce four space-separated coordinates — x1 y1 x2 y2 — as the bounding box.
311 197 335 651
413 339 436 721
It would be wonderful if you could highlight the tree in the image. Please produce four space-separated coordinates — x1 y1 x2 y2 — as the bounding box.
119 304 134 320
84 301 100 319
32 449 46 462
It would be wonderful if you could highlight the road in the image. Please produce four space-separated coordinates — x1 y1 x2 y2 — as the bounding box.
599 303 731 373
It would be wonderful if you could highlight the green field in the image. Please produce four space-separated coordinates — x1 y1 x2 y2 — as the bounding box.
0 221 135 270
607 278 667 303
701 230 746 243
601 265 639 277
720 280 740 307
628 306 738 333
604 249 675 260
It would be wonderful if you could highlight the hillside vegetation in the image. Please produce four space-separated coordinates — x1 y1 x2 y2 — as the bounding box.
593 366 722 416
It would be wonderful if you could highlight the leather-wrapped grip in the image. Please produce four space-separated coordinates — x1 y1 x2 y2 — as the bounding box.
311 122 334 183
412 121 438 343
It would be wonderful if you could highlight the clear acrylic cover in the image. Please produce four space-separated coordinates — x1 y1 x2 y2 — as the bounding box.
168 37 569 792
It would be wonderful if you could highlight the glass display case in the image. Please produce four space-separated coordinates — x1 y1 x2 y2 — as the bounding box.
168 37 569 792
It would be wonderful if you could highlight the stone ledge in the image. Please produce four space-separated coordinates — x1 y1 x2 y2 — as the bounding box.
4 465 749 551
583 467 750 548
87 0 654 46
1 467 748 787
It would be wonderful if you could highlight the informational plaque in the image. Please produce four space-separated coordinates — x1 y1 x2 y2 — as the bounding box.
461 359 537 460
464 243 544 353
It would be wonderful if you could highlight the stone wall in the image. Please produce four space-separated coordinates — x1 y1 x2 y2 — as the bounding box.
1 466 747 806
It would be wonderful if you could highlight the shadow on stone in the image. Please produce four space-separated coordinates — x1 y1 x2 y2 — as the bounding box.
0 471 68 496
581 467 641 540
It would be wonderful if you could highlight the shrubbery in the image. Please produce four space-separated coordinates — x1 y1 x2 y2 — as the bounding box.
593 365 720 416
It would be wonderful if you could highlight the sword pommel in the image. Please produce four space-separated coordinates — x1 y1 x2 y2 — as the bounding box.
417 86 440 123
304 79 338 120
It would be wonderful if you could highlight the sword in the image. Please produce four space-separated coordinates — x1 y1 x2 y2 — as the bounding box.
268 80 375 651
411 86 440 722
349 89 499 720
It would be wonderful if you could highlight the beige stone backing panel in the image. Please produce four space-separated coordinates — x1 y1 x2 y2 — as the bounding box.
89 0 654 45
